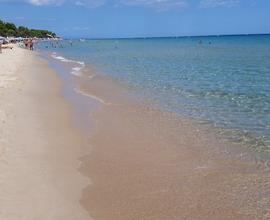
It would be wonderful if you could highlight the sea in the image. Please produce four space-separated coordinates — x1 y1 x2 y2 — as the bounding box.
37 35 270 154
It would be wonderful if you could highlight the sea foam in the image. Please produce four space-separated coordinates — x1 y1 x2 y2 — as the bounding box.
74 88 111 105
51 52 85 76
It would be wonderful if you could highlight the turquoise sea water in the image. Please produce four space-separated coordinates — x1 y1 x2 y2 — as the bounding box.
38 35 270 152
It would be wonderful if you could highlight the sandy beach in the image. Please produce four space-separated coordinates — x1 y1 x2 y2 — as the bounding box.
0 46 90 220
1 45 270 220
1 0 270 217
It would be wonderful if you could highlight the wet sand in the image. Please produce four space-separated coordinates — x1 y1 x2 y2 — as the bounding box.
76 73 270 220
0 47 90 219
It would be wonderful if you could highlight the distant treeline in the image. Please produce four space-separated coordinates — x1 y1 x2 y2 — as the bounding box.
0 19 57 38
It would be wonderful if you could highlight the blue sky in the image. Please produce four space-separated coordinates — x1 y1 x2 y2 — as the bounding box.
1 0 270 38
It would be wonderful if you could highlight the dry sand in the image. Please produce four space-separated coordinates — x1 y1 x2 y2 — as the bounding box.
0 46 90 220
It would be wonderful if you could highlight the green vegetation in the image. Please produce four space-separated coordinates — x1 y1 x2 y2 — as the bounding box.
0 19 57 38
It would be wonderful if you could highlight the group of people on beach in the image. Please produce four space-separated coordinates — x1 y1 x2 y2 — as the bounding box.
0 38 35 54
0 40 13 53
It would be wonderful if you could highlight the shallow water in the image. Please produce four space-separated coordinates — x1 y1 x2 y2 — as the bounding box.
37 36 270 219
38 35 270 153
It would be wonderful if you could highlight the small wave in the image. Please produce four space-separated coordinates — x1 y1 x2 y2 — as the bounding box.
71 62 85 76
51 53 85 66
71 67 83 76
74 88 111 105
51 54 72 63
77 61 85 66
51 52 85 76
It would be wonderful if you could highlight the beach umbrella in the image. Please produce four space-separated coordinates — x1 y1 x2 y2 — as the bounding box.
0 37 8 44
46 34 54 38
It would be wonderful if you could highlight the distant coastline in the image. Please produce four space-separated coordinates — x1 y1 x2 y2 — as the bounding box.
0 19 57 39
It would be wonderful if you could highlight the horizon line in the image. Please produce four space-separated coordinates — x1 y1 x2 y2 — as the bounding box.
63 33 270 40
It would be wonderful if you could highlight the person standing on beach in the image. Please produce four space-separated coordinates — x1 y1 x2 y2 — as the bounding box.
24 39 29 49
29 39 34 50
0 38 3 53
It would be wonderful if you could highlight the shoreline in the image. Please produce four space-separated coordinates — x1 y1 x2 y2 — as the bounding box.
76 70 270 219
44 50 270 219
49 50 269 163
1 46 270 219
42 45 270 157
0 46 90 219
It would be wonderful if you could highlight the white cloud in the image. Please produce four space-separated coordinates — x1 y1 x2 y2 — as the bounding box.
116 0 188 10
28 0 64 6
74 0 105 7
0 0 241 9
0 0 187 9
199 0 240 8
0 0 105 7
